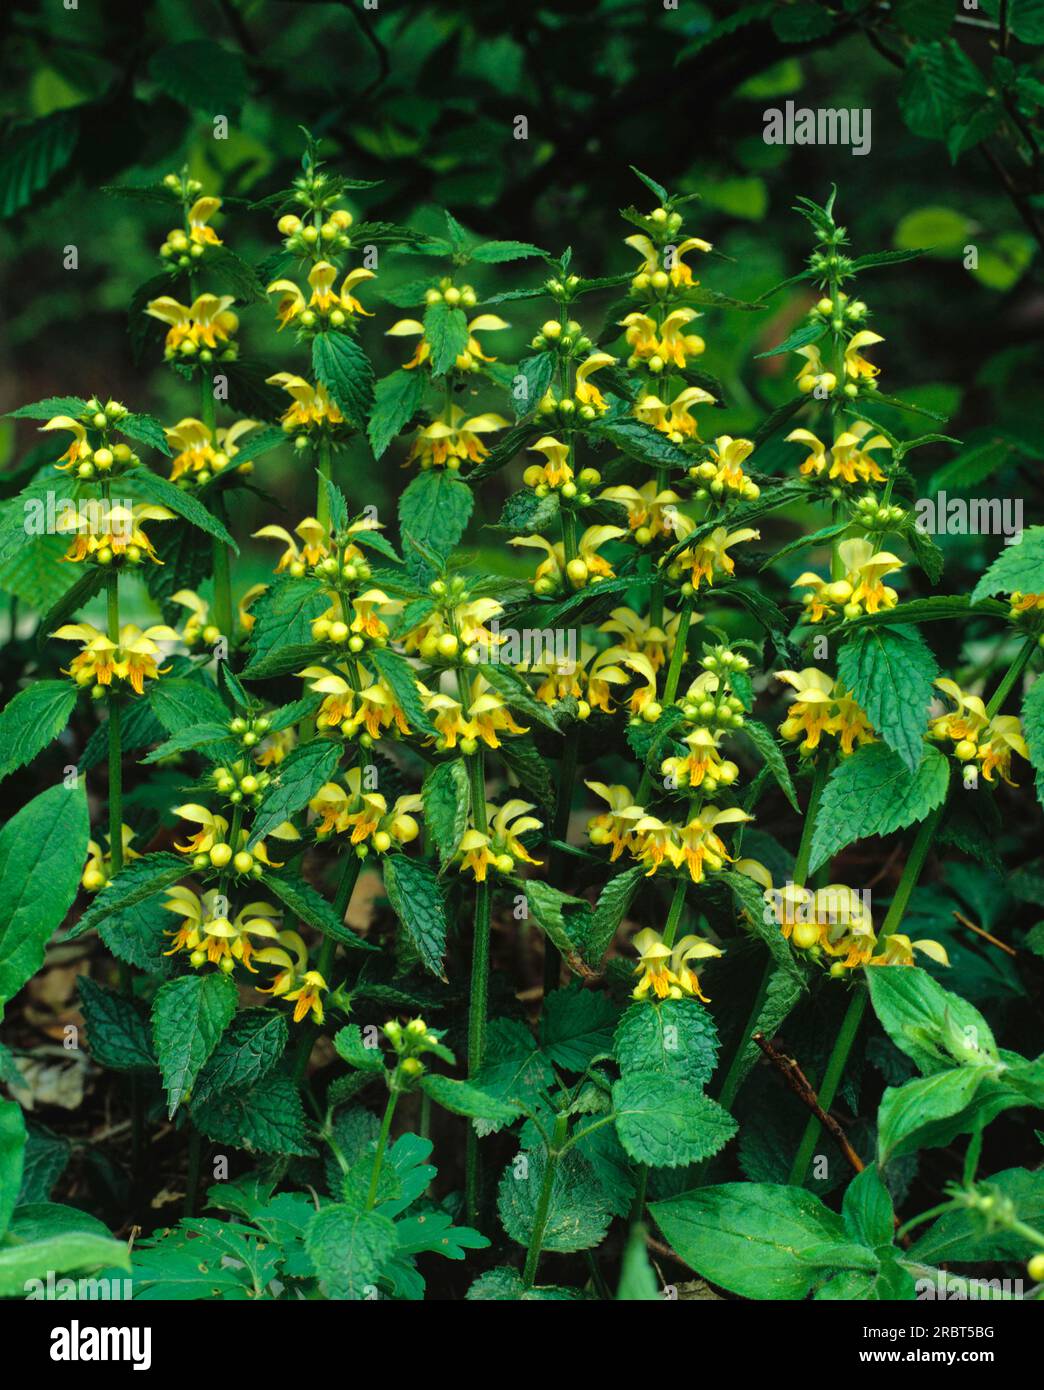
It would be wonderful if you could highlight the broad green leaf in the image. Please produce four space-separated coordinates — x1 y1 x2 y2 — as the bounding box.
148 39 247 113
588 416 691 471
151 972 237 1117
498 1147 612 1253
66 851 186 942
877 1068 990 1165
899 40 988 140
0 1203 129 1297
129 469 237 550
472 1018 555 1118
140 721 237 765
398 469 473 578
511 353 556 419
909 1167 1044 1264
972 527 1044 602
147 676 230 737
809 744 949 874
837 625 939 773
0 681 77 783
191 1073 313 1156
1024 676 1044 810
540 985 618 1071
651 1182 844 1300
333 1024 386 1074
368 369 425 459
191 1009 289 1105
613 998 719 1087
842 1164 895 1250
77 977 156 1071
866 966 998 1077
247 738 342 848
612 1074 737 1167
382 854 448 978
0 112 78 220
240 577 328 676
467 1266 586 1300
419 1074 520 1125
470 240 545 263
525 881 594 975
0 783 88 1002
754 320 826 358
305 1204 398 1298
584 866 643 967
312 331 375 426
423 301 469 375
0 1099 26 1239
422 759 470 867
499 734 556 817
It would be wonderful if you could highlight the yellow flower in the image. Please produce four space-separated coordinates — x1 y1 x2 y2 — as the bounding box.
59 501 174 566
977 715 1029 786
267 260 376 328
41 415 92 470
299 665 357 730
667 235 713 287
630 928 680 999
238 584 267 635
387 314 509 371
599 481 683 541
845 330 884 380
662 726 738 791
456 800 543 881
707 435 755 492
165 417 259 482
145 293 238 355
344 675 413 740
632 814 683 876
599 606 680 671
186 196 222 246
840 537 904 614
634 385 715 442
52 622 178 693
776 667 838 753
162 887 282 973
81 825 139 892
509 525 626 591
523 436 573 489
574 353 616 414
253 517 329 573
675 805 752 883
266 373 345 429
463 677 528 748
929 678 989 745
283 970 329 1024
171 589 222 647
794 343 836 395
585 782 646 860
657 307 705 369
670 934 723 1001
676 525 759 590
406 405 509 470
867 933 950 969
786 424 890 485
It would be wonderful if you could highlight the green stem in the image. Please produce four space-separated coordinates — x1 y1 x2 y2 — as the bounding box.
464 744 491 1224
787 802 944 1187
636 601 693 803
367 1085 399 1209
793 753 831 888
316 437 333 530
661 875 689 950
522 1114 568 1288
985 635 1036 718
198 377 232 641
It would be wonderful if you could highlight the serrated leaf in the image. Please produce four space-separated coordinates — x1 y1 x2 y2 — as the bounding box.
498 1147 612 1253
866 965 997 1077
116 412 171 456
311 331 375 427
613 998 719 1087
809 744 949 874
837 625 938 773
754 321 826 358
499 734 556 817
382 855 448 978
306 1204 398 1298
478 661 559 732
423 301 470 376
151 973 237 1117
540 985 618 1070
247 739 341 849
367 369 425 459
740 720 799 811
584 865 644 966
1023 677 1044 810
612 1074 736 1167
192 1009 289 1105
588 416 692 471
367 646 436 735
422 759 470 867
129 469 237 551
240 577 327 676
0 784 88 1003
77 977 156 1071
470 240 546 263
191 1072 313 1156
419 1074 520 1125
524 882 594 976
140 721 237 766
148 677 230 737
66 851 186 942
0 111 78 220
398 469 473 579
971 526 1044 602
261 871 373 950
0 681 77 783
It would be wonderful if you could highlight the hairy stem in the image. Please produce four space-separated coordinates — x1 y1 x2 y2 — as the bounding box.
367 1085 400 1209
522 1113 568 1288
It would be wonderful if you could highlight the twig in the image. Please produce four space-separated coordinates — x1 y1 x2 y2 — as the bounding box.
752 1032 864 1175
953 909 1018 957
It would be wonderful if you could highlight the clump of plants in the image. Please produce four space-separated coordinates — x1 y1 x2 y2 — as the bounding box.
1 153 1041 1302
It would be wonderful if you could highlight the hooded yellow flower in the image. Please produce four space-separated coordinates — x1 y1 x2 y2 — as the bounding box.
585 782 646 860
635 385 715 443
406 405 509 470
786 423 891 485
165 417 259 482
59 502 174 566
794 343 837 395
573 353 616 413
456 800 543 881
845 330 884 380
266 373 345 429
675 525 759 590
523 436 573 489
145 293 238 355
53 621 178 693
267 260 376 328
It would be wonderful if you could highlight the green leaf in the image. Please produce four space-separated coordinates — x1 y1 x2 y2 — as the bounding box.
499 734 556 817
140 721 238 766
191 1073 313 1156
512 353 556 419
77 977 156 1071
423 301 470 376
66 851 186 942
1022 677 1044 810
585 866 643 967
651 1183 845 1300
899 41 988 140
247 739 342 849
0 111 78 220
809 744 949 874
498 1147 612 1253
754 321 826 358
540 986 618 1071
740 720 799 811
0 681 77 783
148 40 247 113
117 412 171 456
472 1018 556 1119
837 625 938 773
616 1222 661 1300
0 1203 129 1297
368 646 436 735
6 395 87 420
398 470 474 578
909 1167 1044 1264
524 882 594 975
151 972 237 1118
839 595 1004 628
261 871 373 950
877 1068 991 1165
382 855 448 979
971 526 1044 601
0 1099 26 1238
148 676 230 737
842 1165 895 1250
772 0 835 40
305 1204 398 1298
866 966 998 1076
478 661 560 732
419 1074 520 1125
466 420 540 483
367 369 425 459
422 759 470 867
129 469 238 550
588 416 691 471
613 998 719 1087
613 1074 737 1167
333 1024 386 1074
467 1266 586 1300
240 577 328 677
191 1009 289 1106
893 0 953 39
0 784 88 1003
312 331 375 427
470 240 546 263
